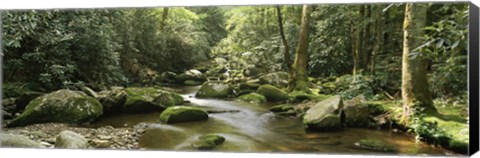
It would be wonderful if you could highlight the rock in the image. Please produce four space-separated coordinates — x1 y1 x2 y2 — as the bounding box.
195 81 233 98
343 95 371 127
2 98 17 113
157 71 177 84
238 93 266 104
55 130 89 149
288 91 313 103
15 91 44 113
354 139 397 152
184 80 203 86
256 84 288 102
0 133 45 148
92 139 111 148
176 69 207 83
123 87 184 113
2 109 13 119
239 82 261 91
159 106 208 124
97 89 127 113
303 95 344 131
191 134 225 150
277 110 297 116
7 90 103 127
269 104 294 112
258 72 289 88
243 67 263 77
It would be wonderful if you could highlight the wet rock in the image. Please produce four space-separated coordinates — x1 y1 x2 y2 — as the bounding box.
238 93 266 104
191 134 225 150
157 71 177 84
354 139 397 152
1 133 45 148
159 106 208 124
269 104 294 113
176 69 207 83
303 95 344 131
196 81 233 98
256 84 288 102
97 89 127 113
184 80 203 86
7 90 103 127
55 130 89 149
239 82 261 91
258 72 289 88
343 95 371 127
123 87 184 113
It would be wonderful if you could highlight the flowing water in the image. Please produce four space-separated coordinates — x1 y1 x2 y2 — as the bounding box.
90 86 458 156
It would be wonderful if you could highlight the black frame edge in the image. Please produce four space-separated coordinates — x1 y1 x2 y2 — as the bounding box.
469 1 480 156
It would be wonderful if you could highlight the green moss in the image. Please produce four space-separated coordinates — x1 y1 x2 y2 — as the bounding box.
238 93 266 104
256 84 288 102
269 104 294 112
123 87 184 112
184 80 203 86
159 106 208 124
8 90 103 127
239 82 261 91
192 134 226 150
195 82 233 98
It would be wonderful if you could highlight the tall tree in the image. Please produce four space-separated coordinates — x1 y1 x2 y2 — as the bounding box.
276 6 291 69
401 3 437 122
160 7 169 31
288 5 312 92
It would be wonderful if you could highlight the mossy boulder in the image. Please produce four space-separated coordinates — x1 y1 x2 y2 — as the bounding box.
191 134 226 150
238 93 266 104
97 89 127 113
196 81 233 98
15 91 45 113
354 139 397 152
256 84 288 102
258 72 289 88
288 91 315 103
156 71 177 84
176 69 207 83
7 90 103 127
239 82 261 91
55 130 89 149
0 133 45 148
343 95 371 127
159 106 208 124
303 95 344 131
269 104 294 112
123 87 184 113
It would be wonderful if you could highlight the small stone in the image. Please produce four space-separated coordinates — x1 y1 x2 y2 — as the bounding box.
92 139 111 148
98 135 112 140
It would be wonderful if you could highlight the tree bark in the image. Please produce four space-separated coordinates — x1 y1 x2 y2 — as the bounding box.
370 5 383 75
160 7 169 31
276 6 291 69
401 3 437 122
288 5 311 92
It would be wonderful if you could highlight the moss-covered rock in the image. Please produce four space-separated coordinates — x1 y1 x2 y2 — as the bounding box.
343 95 371 127
239 82 261 91
195 81 233 98
184 80 204 86
354 139 397 152
0 133 45 148
269 104 294 112
303 95 344 131
288 91 314 103
256 84 288 102
258 72 289 88
156 71 178 84
191 134 226 150
159 106 208 124
55 130 89 149
7 90 103 127
238 93 266 104
176 69 207 83
123 87 184 113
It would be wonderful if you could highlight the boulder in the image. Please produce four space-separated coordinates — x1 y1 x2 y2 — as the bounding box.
288 91 313 103
0 133 45 148
238 93 266 104
176 69 207 83
123 87 184 113
2 98 17 113
79 86 98 98
55 130 89 149
7 90 103 127
256 84 288 102
2 109 13 119
157 71 177 84
159 106 208 124
258 72 289 88
97 89 127 113
184 80 203 86
15 91 44 113
354 139 397 152
303 95 344 131
243 67 263 77
269 104 294 113
239 82 261 91
196 82 233 98
191 134 226 150
343 95 371 127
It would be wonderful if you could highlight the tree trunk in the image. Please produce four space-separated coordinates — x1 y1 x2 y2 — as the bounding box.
288 5 311 92
371 5 383 75
401 3 437 123
276 6 291 69
362 5 372 72
160 7 169 31
353 5 363 75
